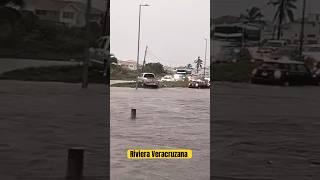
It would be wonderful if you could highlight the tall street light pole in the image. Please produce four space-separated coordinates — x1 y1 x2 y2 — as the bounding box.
82 0 92 88
299 0 306 61
136 4 150 89
204 38 208 77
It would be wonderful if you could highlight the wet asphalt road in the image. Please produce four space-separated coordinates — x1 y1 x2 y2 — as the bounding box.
212 82 320 180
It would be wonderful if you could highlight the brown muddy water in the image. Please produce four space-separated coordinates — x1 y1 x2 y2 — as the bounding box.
110 87 210 180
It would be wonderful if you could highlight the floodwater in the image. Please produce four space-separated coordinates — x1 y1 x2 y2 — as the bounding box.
0 80 108 180
110 87 210 180
212 82 320 180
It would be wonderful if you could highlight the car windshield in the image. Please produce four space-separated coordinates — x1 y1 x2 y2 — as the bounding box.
144 74 155 78
176 70 186 73
289 64 308 73
259 62 286 70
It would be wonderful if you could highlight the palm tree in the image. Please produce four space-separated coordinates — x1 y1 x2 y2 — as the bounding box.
210 18 214 39
268 0 297 40
240 6 264 23
194 56 203 74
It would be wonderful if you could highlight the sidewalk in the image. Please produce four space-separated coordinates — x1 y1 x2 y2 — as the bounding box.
0 58 79 74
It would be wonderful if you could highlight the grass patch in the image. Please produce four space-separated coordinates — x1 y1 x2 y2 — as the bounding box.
110 71 137 81
161 81 189 88
213 61 256 82
111 82 136 88
0 65 106 83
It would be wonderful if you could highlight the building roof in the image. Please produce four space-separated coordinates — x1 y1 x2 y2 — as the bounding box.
213 15 241 25
118 60 136 64
30 0 102 14
215 23 261 30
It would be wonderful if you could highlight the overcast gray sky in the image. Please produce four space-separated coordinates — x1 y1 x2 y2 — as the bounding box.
111 0 210 67
211 0 320 20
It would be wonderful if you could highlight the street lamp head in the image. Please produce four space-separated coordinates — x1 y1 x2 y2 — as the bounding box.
140 4 150 7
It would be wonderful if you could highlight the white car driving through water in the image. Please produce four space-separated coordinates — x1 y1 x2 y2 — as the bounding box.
137 73 160 88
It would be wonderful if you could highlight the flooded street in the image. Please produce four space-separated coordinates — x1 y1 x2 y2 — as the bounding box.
213 82 320 180
110 87 210 180
0 80 108 180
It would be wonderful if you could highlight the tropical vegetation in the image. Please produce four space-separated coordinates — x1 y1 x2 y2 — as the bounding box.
240 6 264 24
194 56 203 73
268 0 297 40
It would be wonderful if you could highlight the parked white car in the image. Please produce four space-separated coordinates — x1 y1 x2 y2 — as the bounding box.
161 75 175 82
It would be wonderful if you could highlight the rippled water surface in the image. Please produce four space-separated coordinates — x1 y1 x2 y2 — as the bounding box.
111 87 210 180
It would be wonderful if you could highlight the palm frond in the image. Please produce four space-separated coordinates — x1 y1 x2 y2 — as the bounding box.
286 9 295 22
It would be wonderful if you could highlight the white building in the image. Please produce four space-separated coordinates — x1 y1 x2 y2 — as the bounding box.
118 60 137 71
23 0 103 27
282 13 320 45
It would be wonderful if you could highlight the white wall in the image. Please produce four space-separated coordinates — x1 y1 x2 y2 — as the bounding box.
283 23 320 44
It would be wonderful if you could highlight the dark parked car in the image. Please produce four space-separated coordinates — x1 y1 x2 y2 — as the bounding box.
188 79 210 89
251 59 319 86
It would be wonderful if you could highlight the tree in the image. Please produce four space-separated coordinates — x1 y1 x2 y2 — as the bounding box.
109 54 118 64
186 63 192 69
210 18 214 39
0 0 25 7
144 62 165 75
194 56 203 74
268 0 297 40
0 0 25 42
240 6 264 23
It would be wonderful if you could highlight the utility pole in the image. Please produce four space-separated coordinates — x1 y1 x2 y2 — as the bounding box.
141 46 148 73
101 0 110 36
299 0 306 61
82 0 91 88
135 4 150 89
204 38 207 77
241 25 245 48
